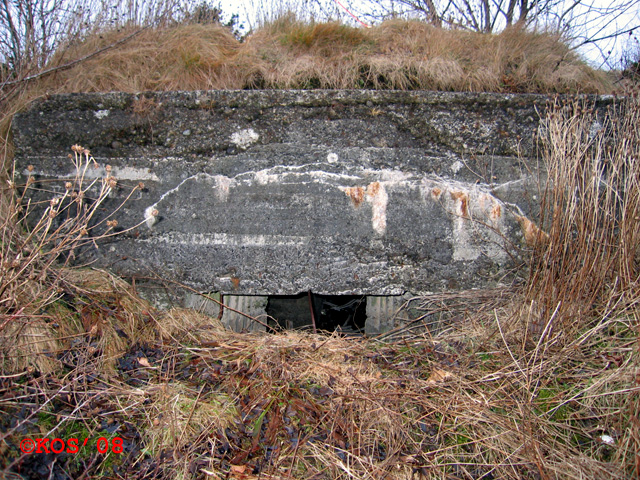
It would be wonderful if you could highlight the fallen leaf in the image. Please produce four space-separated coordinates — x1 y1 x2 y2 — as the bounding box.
138 357 151 367
230 465 247 474
426 368 453 385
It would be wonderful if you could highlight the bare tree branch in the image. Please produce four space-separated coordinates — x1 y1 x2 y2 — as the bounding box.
579 24 638 46
4 26 147 86
352 0 640 65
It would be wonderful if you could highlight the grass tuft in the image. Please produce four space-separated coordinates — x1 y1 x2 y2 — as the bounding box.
27 18 611 94
42 23 243 93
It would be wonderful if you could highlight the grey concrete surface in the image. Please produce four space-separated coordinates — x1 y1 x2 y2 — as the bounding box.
12 90 615 298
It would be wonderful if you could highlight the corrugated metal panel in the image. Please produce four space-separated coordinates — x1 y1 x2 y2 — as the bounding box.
184 292 221 318
221 295 268 332
365 296 402 336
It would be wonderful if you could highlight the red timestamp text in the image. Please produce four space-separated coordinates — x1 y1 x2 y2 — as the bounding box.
19 437 123 455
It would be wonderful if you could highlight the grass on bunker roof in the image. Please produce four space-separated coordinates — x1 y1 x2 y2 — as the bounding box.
0 15 638 480
7 16 615 95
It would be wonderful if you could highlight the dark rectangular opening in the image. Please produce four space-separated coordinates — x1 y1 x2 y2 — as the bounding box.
266 293 366 334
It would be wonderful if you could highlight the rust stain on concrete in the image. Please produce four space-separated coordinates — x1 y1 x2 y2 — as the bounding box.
341 181 388 235
491 204 502 220
343 186 366 207
516 215 549 247
366 181 381 196
450 191 469 218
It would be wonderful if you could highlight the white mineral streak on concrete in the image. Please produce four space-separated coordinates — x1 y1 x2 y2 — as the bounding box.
254 169 276 185
243 165 360 186
249 165 396 234
145 173 235 228
111 166 160 182
450 160 464 174
144 232 308 247
420 177 508 262
205 174 235 202
366 182 388 235
230 128 259 149
94 109 110 119
26 165 160 182
366 169 413 183
145 174 198 228
306 170 361 183
490 177 528 191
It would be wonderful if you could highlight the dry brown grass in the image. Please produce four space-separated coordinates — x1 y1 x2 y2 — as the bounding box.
41 304 631 479
155 306 226 344
0 145 137 373
42 23 244 93
1 293 635 478
0 144 228 375
33 17 610 94
142 382 237 458
524 96 640 337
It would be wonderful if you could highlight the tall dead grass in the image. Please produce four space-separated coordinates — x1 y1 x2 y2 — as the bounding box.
0 145 150 373
35 17 610 94
41 23 243 93
45 308 629 479
0 143 228 373
525 96 640 337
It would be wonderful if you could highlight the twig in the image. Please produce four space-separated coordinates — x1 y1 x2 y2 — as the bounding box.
175 383 205 461
308 290 317 334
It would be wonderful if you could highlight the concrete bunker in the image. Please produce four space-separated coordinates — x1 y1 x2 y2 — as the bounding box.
11 90 615 335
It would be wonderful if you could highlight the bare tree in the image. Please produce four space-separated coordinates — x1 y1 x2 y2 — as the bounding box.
0 0 224 79
353 0 554 32
549 1 640 67
98 0 192 28
0 0 94 74
350 0 639 64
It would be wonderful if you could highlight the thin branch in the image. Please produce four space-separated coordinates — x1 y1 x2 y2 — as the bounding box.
577 24 639 47
4 26 148 86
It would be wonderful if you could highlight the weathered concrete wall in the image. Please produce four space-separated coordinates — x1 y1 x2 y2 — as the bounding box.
12 90 614 298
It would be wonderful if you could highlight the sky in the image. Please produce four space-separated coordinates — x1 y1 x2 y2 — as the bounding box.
217 0 640 69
